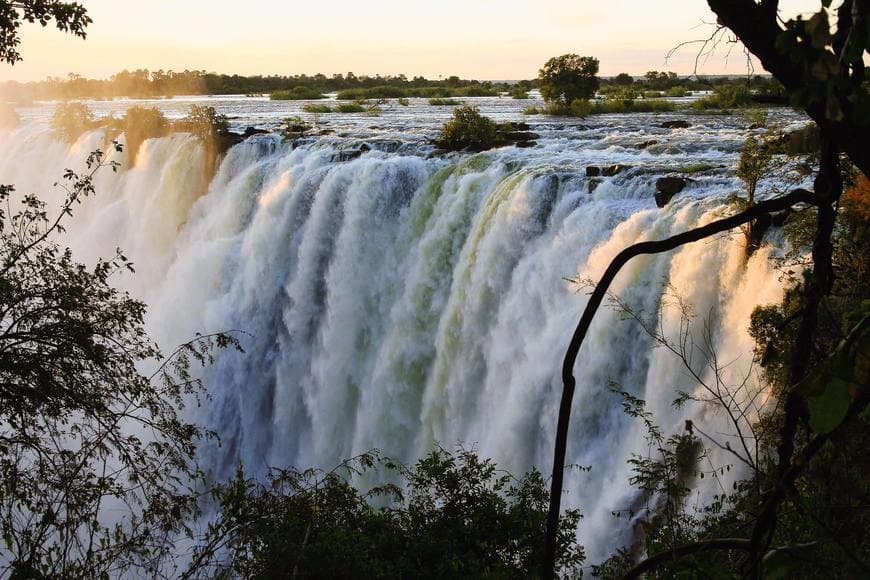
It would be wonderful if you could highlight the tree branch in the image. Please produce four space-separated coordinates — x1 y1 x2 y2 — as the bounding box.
542 188 817 578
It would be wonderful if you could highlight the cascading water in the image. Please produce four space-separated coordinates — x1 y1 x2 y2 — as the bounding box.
0 97 808 564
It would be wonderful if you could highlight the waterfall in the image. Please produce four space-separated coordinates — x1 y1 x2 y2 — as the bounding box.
0 114 793 563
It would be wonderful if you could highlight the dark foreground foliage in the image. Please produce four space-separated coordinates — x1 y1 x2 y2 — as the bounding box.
189 448 584 579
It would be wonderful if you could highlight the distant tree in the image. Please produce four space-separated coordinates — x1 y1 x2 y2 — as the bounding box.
435 105 498 151
50 100 94 143
538 54 600 106
0 1 91 64
613 72 634 85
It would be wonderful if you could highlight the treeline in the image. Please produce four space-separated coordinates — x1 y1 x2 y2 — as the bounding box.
0 67 785 103
1 69 518 102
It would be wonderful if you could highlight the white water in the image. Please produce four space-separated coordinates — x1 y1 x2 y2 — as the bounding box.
0 97 808 564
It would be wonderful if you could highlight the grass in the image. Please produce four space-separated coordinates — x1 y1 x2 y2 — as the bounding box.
336 85 499 100
429 98 461 106
335 102 366 113
270 87 327 100
302 104 332 113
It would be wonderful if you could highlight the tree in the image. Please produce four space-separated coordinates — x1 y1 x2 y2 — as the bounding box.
0 1 91 64
538 54 600 107
543 1 868 577
613 72 634 85
435 105 498 152
0 144 242 578
187 448 585 578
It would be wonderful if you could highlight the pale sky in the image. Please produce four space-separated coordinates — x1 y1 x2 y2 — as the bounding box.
2 0 824 82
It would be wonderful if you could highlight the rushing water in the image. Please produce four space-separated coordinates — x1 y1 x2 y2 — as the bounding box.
0 96 809 563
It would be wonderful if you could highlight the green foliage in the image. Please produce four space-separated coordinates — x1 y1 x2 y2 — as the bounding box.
428 97 460 106
0 1 91 64
270 86 326 100
335 102 366 113
692 84 754 110
396 97 410 106
105 106 169 165
179 105 229 142
538 54 600 106
194 448 585 578
510 86 529 99
279 116 311 141
736 135 775 206
0 147 242 578
677 162 715 174
50 101 95 143
589 98 675 114
665 86 689 97
435 105 498 152
302 103 332 113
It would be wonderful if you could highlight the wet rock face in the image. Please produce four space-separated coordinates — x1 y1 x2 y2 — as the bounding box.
661 120 690 129
586 164 626 177
654 176 688 207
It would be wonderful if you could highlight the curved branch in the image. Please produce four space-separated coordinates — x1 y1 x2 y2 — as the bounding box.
542 188 817 578
622 538 752 579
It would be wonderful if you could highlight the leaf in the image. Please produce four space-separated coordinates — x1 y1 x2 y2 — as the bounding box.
807 377 851 434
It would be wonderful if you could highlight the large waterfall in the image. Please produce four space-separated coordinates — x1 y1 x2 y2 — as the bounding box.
0 101 804 562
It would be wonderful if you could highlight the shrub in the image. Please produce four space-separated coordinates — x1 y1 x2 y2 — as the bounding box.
194 449 585 578
692 84 753 110
589 98 675 114
51 101 95 143
570 98 591 117
666 86 690 97
280 116 311 140
270 86 326 100
435 105 498 151
429 97 461 106
397 97 410 106
302 103 332 113
336 102 366 113
108 106 169 165
336 85 407 100
452 85 499 97
523 105 544 115
510 86 529 99
179 105 229 142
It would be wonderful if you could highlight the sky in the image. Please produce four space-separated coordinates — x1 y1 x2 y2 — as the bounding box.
2 0 824 82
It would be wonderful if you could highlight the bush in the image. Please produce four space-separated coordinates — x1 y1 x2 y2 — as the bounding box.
302 103 332 113
177 105 228 143
692 84 753 110
280 116 311 140
336 102 366 113
589 98 675 114
270 86 326 100
193 449 585 578
336 85 407 100
428 97 460 106
435 105 498 151
51 101 95 143
570 98 591 117
397 97 410 106
106 106 169 165
510 86 530 99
